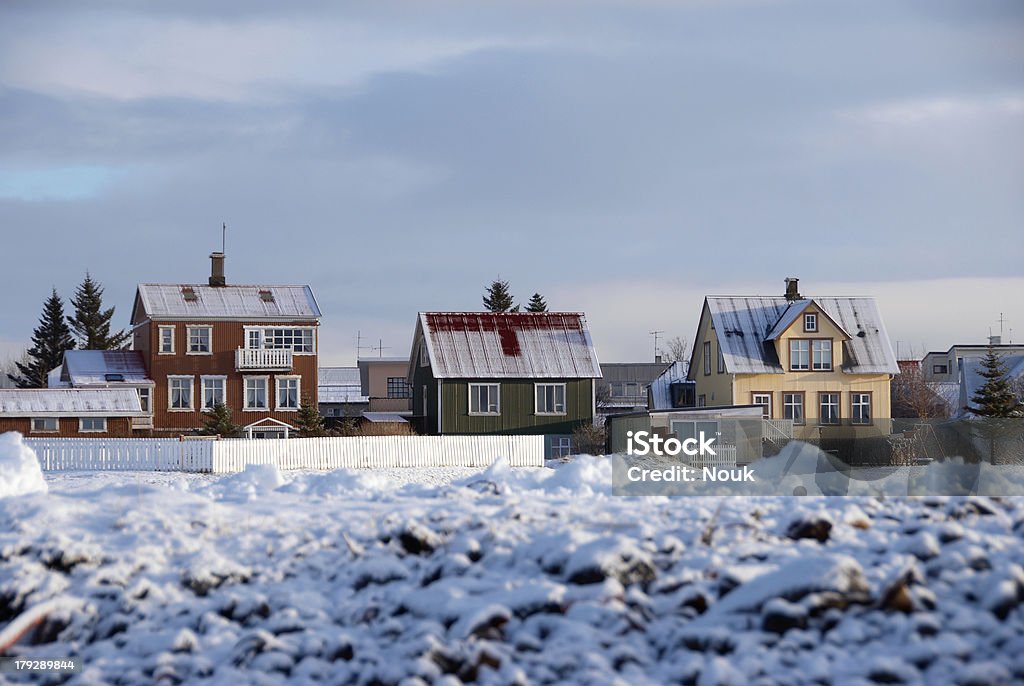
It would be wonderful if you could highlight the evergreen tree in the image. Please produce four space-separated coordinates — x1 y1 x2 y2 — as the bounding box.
295 399 327 437
8 289 76 388
483 279 518 313
68 272 129 349
966 347 1024 418
200 403 240 437
525 293 548 312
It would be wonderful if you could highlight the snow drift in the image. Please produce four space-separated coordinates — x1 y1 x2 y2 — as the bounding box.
0 432 47 498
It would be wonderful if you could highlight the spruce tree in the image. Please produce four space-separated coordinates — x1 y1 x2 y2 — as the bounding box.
525 293 548 312
295 399 327 437
68 272 129 349
9 289 76 388
200 403 240 437
966 347 1024 418
483 279 517 313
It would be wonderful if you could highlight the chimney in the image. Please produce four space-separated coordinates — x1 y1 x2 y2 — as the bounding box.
209 252 226 287
989 335 1002 346
655 354 663 364
784 277 801 301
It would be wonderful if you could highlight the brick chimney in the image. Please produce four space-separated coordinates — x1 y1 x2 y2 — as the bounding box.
209 252 226 287
784 277 801 301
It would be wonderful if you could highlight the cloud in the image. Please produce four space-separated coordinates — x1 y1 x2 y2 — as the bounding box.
0 165 125 201
839 94 1024 126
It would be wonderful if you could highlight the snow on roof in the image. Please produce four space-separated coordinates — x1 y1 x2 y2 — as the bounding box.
703 296 898 375
649 360 689 411
0 389 144 417
135 284 320 321
416 312 601 379
318 367 368 404
60 350 152 386
764 299 851 341
361 412 410 423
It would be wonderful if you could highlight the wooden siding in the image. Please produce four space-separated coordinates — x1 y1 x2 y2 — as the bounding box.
439 378 593 435
143 319 318 432
0 416 135 438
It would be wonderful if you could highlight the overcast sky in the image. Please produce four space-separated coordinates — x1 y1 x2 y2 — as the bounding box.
1 0 1021 365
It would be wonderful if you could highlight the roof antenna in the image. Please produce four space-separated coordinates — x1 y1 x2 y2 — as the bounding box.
222 222 227 254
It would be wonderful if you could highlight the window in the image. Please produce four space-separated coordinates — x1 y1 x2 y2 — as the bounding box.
245 377 269 410
387 377 411 399
672 420 719 443
469 383 500 415
536 383 567 415
550 437 573 458
80 417 107 433
790 339 810 370
752 393 772 418
158 326 175 354
932 364 948 375
804 313 817 332
851 393 872 425
201 376 226 409
717 344 725 374
812 340 833 371
783 392 805 425
31 417 58 433
276 376 300 410
138 387 151 413
703 341 712 376
187 326 212 354
819 392 840 425
697 394 706 407
247 328 315 353
168 376 193 410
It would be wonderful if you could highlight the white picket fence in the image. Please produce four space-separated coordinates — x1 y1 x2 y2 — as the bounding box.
685 444 738 469
24 435 545 473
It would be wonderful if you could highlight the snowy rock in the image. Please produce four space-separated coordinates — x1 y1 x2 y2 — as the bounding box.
983 565 1024 620
761 597 808 634
785 512 833 542
0 432 47 499
564 537 656 586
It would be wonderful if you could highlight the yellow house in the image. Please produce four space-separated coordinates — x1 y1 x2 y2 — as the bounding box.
688 278 898 440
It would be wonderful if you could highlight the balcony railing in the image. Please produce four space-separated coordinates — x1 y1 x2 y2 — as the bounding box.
235 348 293 371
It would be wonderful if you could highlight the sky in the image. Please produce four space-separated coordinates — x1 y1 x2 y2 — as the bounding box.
0 0 1022 366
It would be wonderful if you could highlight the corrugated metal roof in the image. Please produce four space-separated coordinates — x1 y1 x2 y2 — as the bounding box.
60 350 152 386
649 360 689 410
764 299 851 341
417 312 601 379
317 367 368 404
136 284 320 320
0 389 144 417
705 296 899 375
361 412 410 423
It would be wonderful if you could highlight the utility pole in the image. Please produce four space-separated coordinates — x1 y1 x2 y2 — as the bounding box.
649 330 664 362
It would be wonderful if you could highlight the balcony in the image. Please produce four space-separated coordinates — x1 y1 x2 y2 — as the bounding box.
235 348 293 371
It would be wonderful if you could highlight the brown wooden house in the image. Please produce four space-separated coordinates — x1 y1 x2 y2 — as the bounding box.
0 388 144 438
130 253 321 438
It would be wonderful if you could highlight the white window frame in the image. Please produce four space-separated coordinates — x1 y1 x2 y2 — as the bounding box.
168 375 194 411
186 325 213 355
137 387 152 414
819 392 840 426
790 339 810 371
158 325 175 355
468 383 500 415
717 344 725 374
752 393 772 419
783 392 805 425
535 383 567 415
243 326 316 355
697 394 706 407
811 339 833 371
275 375 301 411
851 393 872 425
703 341 712 376
244 375 270 411
804 312 817 332
200 375 227 410
550 437 573 458
79 417 107 433
31 417 59 433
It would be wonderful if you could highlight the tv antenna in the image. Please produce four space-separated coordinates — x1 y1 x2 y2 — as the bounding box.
649 330 664 361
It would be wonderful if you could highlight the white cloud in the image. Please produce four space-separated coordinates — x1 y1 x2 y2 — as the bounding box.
838 94 1024 127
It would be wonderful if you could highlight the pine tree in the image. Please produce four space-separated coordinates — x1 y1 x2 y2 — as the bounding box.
525 293 548 312
295 399 327 437
200 403 240 437
966 347 1024 418
8 289 76 388
68 272 129 349
483 279 517 313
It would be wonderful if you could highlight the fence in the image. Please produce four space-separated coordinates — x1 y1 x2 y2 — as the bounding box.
24 435 545 473
686 444 738 469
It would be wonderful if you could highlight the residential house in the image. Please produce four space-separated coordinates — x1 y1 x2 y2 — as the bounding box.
921 338 1024 383
597 362 670 419
688 278 898 440
647 360 695 411
0 388 145 437
129 253 321 438
357 357 413 415
920 339 1024 417
408 312 601 457
318 367 368 419
47 349 156 431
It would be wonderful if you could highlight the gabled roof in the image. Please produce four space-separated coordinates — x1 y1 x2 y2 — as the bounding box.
0 389 144 417
692 296 899 376
649 360 689 411
764 299 851 341
413 312 601 379
317 367 368 404
58 350 152 386
132 284 320 322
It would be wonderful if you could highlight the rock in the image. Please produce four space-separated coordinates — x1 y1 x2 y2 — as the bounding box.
984 565 1024 620
452 604 512 641
761 598 808 634
398 522 442 556
786 514 833 543
172 629 199 653
565 538 656 586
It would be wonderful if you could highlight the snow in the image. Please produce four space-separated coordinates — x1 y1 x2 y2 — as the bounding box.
0 432 47 498
0 455 1022 684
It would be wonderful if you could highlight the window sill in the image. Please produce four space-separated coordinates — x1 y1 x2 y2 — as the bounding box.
243 407 271 412
158 351 176 355
536 412 567 417
275 408 299 412
168 408 194 412
468 412 501 417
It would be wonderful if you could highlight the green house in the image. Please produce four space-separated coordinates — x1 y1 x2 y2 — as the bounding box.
408 312 602 458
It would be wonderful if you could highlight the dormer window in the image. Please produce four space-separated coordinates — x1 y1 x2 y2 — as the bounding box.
804 313 817 332
790 339 833 371
259 289 275 303
181 286 198 302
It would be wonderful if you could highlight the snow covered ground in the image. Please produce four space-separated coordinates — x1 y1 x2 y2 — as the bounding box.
1 444 1023 684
